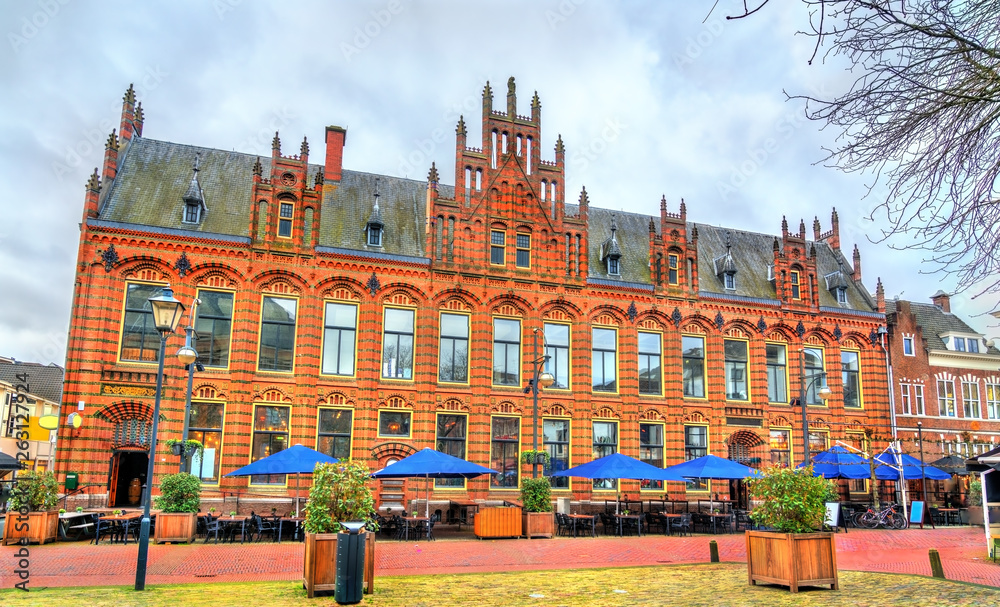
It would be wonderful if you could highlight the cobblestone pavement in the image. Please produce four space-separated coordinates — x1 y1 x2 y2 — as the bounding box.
1 526 995 589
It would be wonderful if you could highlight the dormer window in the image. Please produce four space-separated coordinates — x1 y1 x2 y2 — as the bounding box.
184 201 202 224
366 178 384 248
941 333 984 353
668 254 679 285
825 267 850 306
600 216 623 278
367 224 382 247
181 154 207 225
278 202 293 237
789 270 801 299
714 232 737 291
724 273 736 290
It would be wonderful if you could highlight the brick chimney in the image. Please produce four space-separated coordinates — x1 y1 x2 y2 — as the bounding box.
931 290 951 313
324 126 347 182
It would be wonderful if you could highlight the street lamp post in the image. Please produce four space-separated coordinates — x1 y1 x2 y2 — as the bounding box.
176 299 201 474
799 348 833 465
529 328 554 479
135 285 185 591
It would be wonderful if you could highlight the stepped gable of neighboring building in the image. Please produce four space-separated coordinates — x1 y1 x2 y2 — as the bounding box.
885 298 998 353
0 359 64 404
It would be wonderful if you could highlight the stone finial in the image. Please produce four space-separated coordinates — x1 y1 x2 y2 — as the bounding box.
813 216 821 239
507 76 516 96
531 91 540 109
649 217 655 233
106 129 119 151
781 216 789 235
272 131 281 152
135 102 144 122
456 115 466 136
773 237 780 252
483 80 493 100
555 135 564 154
578 186 589 207
87 168 100 192
809 243 816 258
660 195 667 212
123 83 136 105
679 198 686 217
428 162 439 184
314 169 324 187
799 219 806 238
691 225 698 240
252 157 262 177
300 136 309 157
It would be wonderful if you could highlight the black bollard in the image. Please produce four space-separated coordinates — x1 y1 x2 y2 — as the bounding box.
929 548 945 579
709 540 719 563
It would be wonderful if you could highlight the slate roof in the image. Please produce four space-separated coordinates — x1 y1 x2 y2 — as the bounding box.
885 299 1000 353
94 136 876 310
0 360 64 404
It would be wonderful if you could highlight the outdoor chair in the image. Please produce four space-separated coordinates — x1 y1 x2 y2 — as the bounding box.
599 512 615 535
646 513 668 535
556 513 572 537
575 514 598 538
621 513 643 536
716 513 733 534
734 510 753 532
93 516 121 545
670 513 691 537
203 514 222 543
250 514 279 542
929 506 946 526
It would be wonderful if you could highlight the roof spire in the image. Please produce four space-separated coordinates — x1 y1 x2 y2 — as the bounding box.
272 131 281 153
300 136 309 157
183 153 204 205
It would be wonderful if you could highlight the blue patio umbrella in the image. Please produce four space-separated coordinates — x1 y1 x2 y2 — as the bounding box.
371 448 498 518
801 446 872 479
550 453 686 513
663 454 760 513
874 448 951 481
225 444 339 516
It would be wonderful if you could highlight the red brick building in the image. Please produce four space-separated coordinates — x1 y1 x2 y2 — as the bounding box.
55 80 892 510
886 293 1000 500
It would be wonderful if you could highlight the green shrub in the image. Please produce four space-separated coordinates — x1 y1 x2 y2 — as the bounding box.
8 471 58 512
520 477 553 513
304 461 377 534
968 479 983 507
746 465 828 533
154 472 201 513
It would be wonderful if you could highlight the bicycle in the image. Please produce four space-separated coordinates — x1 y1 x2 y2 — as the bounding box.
853 503 907 529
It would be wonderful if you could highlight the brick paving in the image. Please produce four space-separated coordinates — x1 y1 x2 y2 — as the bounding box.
1 526 996 589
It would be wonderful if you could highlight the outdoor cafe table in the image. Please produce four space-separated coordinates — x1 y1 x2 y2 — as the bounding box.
705 512 732 534
279 516 305 541
613 513 641 537
448 500 479 528
204 514 250 542
567 513 597 537
96 512 142 544
401 516 428 541
938 508 960 525
58 511 99 540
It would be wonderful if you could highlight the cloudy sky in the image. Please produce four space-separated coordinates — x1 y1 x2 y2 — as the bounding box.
2 0 997 366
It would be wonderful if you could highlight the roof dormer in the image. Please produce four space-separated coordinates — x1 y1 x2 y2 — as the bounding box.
600 215 622 276
181 154 206 224
366 178 384 248
824 264 851 306
713 231 738 290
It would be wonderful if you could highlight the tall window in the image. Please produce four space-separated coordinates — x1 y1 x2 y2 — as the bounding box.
903 336 914 356
322 302 357 376
808 431 828 454
251 405 289 484
769 429 790 467
544 323 570 389
766 343 787 403
194 290 233 368
382 308 414 379
963 380 981 418
913 384 925 415
592 421 618 490
900 383 912 415
639 423 664 490
515 233 531 268
277 202 293 237
188 402 223 482
591 327 617 392
317 409 352 460
490 417 519 489
724 340 749 400
638 332 662 395
492 318 521 386
120 283 163 363
803 347 825 405
439 313 469 383
684 426 708 490
789 270 801 299
682 336 705 398
668 254 679 284
490 230 505 265
544 418 570 488
378 410 411 437
937 379 956 417
987 383 1000 419
258 296 297 372
436 414 467 488
841 350 861 408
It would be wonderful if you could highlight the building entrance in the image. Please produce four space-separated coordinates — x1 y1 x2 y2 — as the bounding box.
109 450 148 508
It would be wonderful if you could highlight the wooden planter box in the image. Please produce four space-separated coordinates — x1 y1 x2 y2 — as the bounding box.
2 510 59 545
522 511 554 539
967 506 984 526
746 530 838 593
154 512 197 543
474 507 522 538
303 531 375 599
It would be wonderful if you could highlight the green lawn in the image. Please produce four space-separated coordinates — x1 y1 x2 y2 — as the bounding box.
3 564 998 606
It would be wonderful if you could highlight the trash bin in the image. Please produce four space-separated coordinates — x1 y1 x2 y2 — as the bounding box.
65 472 79 491
335 522 366 604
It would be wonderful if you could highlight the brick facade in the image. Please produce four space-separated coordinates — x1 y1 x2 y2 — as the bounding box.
55 80 893 510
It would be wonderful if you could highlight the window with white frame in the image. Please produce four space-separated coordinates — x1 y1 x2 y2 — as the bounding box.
913 384 925 415
544 323 570 389
492 317 521 386
592 327 617 392
987 382 1000 419
638 331 662 395
937 378 956 417
962 379 981 418
724 339 749 400
902 336 914 356
766 343 787 403
900 383 912 415
381 308 414 379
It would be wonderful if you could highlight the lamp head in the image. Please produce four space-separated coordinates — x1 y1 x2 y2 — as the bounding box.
537 371 555 389
817 384 832 401
176 345 198 365
148 285 186 333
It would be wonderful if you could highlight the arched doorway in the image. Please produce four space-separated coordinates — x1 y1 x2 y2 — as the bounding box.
727 430 767 510
371 442 417 513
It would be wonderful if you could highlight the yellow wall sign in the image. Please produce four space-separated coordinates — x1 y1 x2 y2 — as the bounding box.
38 415 60 430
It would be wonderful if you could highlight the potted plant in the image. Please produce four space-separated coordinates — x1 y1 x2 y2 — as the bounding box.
967 479 983 526
153 472 200 543
229 511 237 517
59 508 66 514
744 465 839 593
2 471 59 545
302 461 378 600
208 507 217 516
113 509 123 516
520 450 551 466
75 506 84 513
165 439 204 465
520 477 554 539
